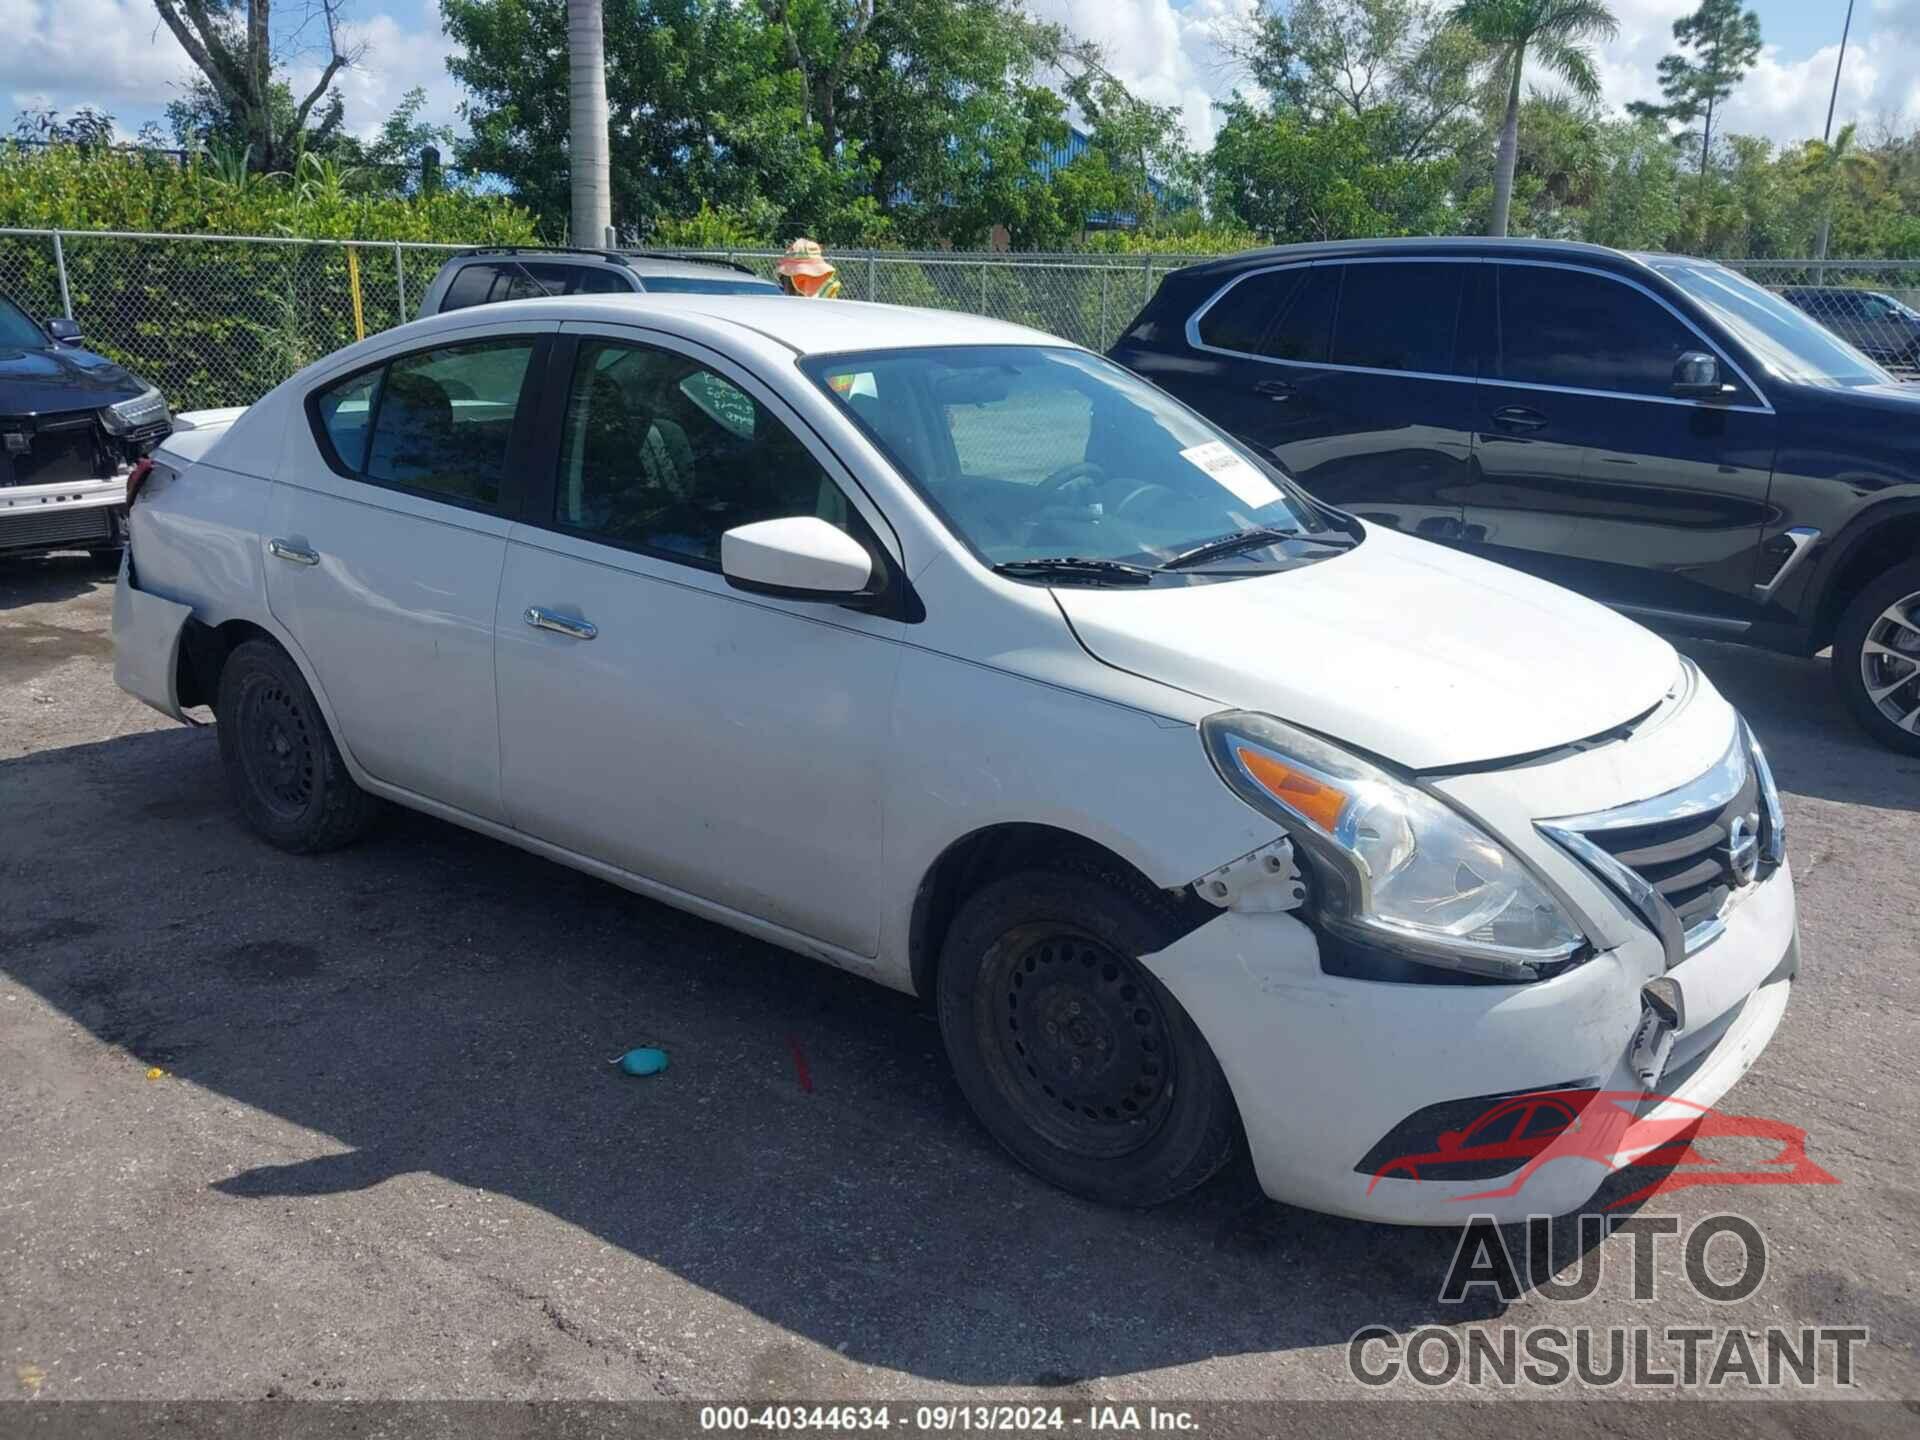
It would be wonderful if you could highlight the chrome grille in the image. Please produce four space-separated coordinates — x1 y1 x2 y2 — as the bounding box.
1538 722 1784 969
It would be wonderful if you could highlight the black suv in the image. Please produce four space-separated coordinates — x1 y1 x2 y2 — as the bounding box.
1112 238 1920 753
1779 285 1920 370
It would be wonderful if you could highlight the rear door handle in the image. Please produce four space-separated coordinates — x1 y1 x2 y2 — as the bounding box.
1253 378 1295 401
1491 406 1547 432
268 538 319 566
524 606 597 641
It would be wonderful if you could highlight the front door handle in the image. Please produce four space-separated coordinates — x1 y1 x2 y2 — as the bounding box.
268 538 320 566
524 606 597 641
1253 377 1295 401
1491 406 1547 432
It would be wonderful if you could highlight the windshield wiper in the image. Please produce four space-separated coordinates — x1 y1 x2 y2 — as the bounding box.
1158 525 1354 572
992 556 1155 586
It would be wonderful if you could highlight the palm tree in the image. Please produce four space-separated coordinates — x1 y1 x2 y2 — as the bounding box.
568 0 613 246
1451 0 1621 237
1806 122 1870 269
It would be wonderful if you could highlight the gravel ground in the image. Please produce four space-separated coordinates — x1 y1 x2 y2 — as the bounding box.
1 550 1916 1423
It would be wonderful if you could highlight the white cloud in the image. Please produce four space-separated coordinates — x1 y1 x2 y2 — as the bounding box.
285 3 467 143
1027 0 1260 149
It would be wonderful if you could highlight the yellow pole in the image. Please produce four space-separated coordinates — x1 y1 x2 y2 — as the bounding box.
345 245 366 341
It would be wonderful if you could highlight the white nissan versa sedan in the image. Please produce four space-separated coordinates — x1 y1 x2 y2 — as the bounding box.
113 296 1798 1223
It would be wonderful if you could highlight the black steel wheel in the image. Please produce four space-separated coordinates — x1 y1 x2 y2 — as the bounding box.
216 639 380 852
936 868 1240 1207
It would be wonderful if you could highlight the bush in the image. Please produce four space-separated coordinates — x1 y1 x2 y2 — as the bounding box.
0 145 541 409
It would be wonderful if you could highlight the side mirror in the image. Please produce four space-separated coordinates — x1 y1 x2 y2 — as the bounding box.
1671 350 1732 401
45 317 82 343
721 516 874 602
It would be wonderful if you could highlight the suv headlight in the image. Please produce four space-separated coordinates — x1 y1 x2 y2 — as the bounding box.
1200 711 1586 981
101 386 168 435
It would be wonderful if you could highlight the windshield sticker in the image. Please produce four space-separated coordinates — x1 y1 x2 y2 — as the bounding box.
1180 441 1282 509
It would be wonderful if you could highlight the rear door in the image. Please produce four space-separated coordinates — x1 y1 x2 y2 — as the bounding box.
264 325 551 821
1155 260 1474 541
1457 261 1777 627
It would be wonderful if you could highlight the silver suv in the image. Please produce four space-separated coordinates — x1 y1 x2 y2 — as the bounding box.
415 248 780 318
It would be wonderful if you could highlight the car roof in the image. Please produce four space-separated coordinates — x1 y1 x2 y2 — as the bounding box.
449 250 775 284
417 293 1066 356
1174 235 1662 278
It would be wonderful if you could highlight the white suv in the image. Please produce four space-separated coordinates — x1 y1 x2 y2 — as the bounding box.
112 294 1797 1223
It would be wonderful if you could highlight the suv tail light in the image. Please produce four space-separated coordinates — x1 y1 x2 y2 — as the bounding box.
126 457 155 505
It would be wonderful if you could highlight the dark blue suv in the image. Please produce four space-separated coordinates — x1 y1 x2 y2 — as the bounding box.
1112 238 1920 753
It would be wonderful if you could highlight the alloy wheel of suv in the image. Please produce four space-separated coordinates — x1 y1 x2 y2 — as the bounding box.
1835 560 1920 754
1860 593 1920 732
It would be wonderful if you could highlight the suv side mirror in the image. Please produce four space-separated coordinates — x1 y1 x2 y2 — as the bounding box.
721 516 874 602
1671 350 1732 401
44 317 82 343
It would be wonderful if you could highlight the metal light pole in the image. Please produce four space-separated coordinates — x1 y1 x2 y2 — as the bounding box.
1815 0 1856 270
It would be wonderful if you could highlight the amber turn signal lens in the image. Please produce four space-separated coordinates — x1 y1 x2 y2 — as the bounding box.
1235 746 1350 834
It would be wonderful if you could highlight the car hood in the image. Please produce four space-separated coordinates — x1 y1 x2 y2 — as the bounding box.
0 344 145 416
1051 526 1678 771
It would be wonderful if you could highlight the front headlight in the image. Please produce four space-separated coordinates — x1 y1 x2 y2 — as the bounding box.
101 385 168 435
1200 711 1586 980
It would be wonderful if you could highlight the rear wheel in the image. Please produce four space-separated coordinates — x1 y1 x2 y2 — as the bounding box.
1834 559 1920 755
215 639 380 851
936 869 1239 1207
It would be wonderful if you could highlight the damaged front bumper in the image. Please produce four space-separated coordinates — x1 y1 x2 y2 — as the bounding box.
0 473 128 556
1142 860 1795 1224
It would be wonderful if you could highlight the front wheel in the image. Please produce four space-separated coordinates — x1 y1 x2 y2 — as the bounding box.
215 639 381 851
1834 558 1920 754
936 869 1240 1207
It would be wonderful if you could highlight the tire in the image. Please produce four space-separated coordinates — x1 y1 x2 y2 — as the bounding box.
1833 558 1920 755
935 867 1239 1207
215 639 380 852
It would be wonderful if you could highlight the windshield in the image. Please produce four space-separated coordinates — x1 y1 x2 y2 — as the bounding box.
0 297 46 349
641 276 781 295
804 345 1326 571
1651 261 1890 387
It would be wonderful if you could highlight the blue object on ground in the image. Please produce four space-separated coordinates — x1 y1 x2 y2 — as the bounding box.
615 1047 670 1077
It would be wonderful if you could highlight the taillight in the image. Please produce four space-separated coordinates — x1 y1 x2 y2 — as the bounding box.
126 457 155 505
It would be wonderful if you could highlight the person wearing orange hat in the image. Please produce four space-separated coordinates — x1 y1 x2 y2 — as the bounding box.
775 238 842 298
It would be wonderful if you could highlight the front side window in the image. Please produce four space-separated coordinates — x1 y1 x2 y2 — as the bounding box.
0 297 47 348
1650 261 1888 388
1495 265 1706 397
807 345 1326 569
554 340 854 564
312 338 533 507
1331 263 1466 375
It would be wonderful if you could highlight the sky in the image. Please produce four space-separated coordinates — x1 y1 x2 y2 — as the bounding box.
0 0 1913 161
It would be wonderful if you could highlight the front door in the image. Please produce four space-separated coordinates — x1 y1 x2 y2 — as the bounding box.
1457 261 1777 626
493 328 904 956
264 329 549 822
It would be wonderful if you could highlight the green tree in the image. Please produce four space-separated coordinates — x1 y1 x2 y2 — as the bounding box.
151 1 361 172
1208 100 1454 240
1627 0 1762 186
1449 0 1618 238
1233 0 1487 163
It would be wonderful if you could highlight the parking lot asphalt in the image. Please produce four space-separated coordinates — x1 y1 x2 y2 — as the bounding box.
2 551 1917 1419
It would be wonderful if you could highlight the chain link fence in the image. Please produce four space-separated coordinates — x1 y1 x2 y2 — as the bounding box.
3 228 1917 412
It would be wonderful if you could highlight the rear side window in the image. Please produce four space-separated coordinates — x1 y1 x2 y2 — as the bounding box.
1495 265 1704 397
310 338 536 509
438 264 506 312
1196 269 1303 354
640 276 783 296
1331 263 1466 374
1265 267 1340 363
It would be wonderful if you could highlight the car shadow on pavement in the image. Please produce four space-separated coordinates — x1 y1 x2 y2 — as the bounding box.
0 551 116 612
0 725 1648 1387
